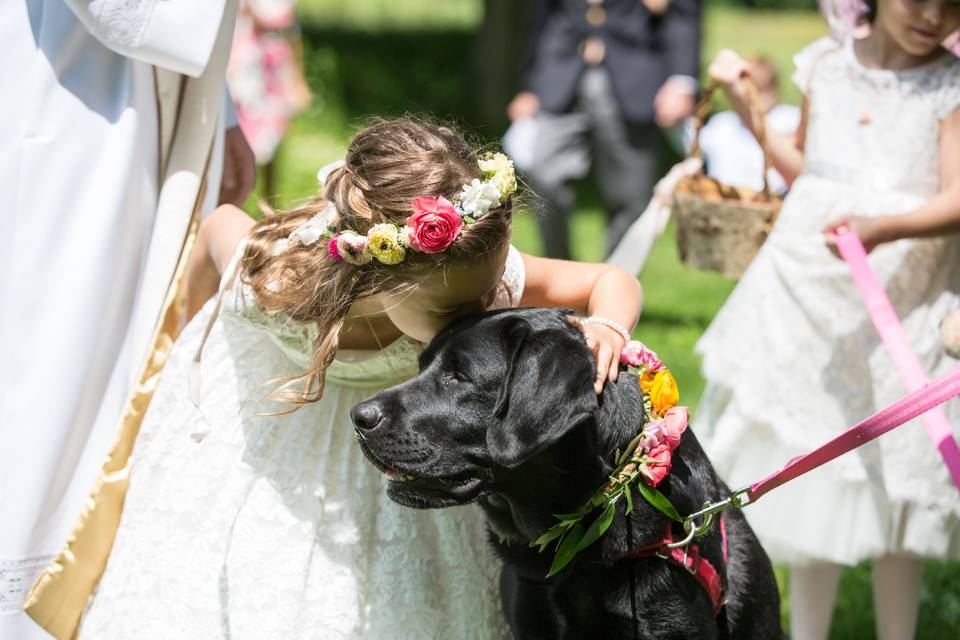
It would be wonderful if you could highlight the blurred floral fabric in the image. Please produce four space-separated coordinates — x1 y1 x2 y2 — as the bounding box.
228 0 311 164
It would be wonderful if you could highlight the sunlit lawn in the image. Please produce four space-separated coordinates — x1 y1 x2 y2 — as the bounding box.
249 2 960 635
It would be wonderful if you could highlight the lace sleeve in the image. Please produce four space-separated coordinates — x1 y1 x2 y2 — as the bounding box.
489 245 526 310
219 239 319 368
792 36 841 95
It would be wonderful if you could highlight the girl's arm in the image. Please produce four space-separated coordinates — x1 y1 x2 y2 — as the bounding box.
708 49 807 185
185 204 255 320
520 254 643 393
823 109 960 255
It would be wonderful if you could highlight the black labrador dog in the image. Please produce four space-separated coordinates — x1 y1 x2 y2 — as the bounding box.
351 308 783 639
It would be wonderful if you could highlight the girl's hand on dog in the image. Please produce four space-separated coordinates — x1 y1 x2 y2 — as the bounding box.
570 318 626 394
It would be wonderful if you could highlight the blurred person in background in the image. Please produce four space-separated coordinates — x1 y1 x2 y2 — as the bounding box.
689 56 800 196
505 0 701 259
228 0 311 199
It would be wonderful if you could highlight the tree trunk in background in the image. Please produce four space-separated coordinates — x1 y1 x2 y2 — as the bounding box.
472 0 533 134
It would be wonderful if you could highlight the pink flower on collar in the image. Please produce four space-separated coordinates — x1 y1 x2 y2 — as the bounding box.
644 420 664 448
620 340 663 371
642 443 672 487
662 406 689 451
407 196 463 254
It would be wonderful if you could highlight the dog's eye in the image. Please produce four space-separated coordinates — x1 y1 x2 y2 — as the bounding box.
443 370 470 385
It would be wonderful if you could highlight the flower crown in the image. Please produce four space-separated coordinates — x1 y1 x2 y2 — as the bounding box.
288 152 517 266
533 340 689 576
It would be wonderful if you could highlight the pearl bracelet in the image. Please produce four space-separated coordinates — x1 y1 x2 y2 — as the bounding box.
579 316 632 343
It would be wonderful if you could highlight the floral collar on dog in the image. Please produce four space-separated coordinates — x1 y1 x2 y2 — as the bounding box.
532 341 691 576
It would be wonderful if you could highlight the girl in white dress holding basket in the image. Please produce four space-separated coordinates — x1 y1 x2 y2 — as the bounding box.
76 118 642 639
697 0 960 638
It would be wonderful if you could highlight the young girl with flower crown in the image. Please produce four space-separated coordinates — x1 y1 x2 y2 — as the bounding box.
73 118 642 639
697 1 960 638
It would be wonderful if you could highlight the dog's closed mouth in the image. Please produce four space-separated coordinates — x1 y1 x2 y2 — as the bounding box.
386 474 488 509
356 431 459 489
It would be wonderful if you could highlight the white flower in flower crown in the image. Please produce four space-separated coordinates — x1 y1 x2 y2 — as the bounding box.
335 231 373 265
478 153 517 200
459 179 501 218
398 225 413 248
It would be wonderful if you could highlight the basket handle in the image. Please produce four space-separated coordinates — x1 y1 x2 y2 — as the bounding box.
687 78 775 202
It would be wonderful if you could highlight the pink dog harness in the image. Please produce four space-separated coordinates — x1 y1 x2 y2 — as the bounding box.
620 516 728 614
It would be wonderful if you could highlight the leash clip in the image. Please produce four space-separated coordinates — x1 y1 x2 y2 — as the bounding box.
666 486 751 550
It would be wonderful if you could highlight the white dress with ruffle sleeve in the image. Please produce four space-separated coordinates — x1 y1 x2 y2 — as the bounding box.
77 246 526 639
696 38 960 566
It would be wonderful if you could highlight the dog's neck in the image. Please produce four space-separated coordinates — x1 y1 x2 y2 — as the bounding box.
481 373 655 546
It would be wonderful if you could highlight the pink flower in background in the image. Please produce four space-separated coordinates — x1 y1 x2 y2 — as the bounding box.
818 0 958 51
620 340 663 371
407 196 463 253
819 0 869 39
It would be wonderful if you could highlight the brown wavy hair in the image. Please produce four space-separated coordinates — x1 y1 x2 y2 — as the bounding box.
240 117 513 406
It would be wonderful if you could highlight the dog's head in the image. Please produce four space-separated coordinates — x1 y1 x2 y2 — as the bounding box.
351 308 600 509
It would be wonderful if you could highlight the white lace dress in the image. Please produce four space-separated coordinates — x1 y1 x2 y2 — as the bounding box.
77 246 526 639
696 38 960 566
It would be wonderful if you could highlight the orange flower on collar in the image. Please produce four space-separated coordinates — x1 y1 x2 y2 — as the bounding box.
649 369 679 416
640 370 657 394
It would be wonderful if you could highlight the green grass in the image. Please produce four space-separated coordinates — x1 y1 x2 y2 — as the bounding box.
250 4 960 636
296 0 481 30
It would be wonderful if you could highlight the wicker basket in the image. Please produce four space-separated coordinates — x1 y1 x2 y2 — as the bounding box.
672 80 781 279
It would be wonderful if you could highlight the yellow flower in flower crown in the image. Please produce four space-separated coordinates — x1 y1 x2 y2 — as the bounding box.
367 224 407 265
649 369 680 416
478 152 517 200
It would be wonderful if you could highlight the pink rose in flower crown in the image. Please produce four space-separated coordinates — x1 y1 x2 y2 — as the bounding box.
642 442 672 487
661 406 688 451
619 340 663 371
407 196 464 253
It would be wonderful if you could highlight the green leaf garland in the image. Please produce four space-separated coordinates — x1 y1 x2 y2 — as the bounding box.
530 362 687 577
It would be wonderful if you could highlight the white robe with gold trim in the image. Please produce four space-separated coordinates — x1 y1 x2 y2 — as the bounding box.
0 2 232 637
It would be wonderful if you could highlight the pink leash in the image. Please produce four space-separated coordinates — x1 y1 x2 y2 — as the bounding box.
681 366 960 534
677 232 960 532
833 228 960 491
748 365 960 501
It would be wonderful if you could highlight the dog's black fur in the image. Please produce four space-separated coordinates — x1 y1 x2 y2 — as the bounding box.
351 308 784 639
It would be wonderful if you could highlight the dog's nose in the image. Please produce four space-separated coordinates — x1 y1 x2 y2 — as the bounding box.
350 402 383 431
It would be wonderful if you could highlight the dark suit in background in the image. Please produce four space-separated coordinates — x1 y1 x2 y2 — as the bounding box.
513 0 701 259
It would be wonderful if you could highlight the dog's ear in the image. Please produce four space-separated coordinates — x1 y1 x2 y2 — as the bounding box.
487 318 598 468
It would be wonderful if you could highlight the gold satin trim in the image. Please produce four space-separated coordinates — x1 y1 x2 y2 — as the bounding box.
23 202 202 640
